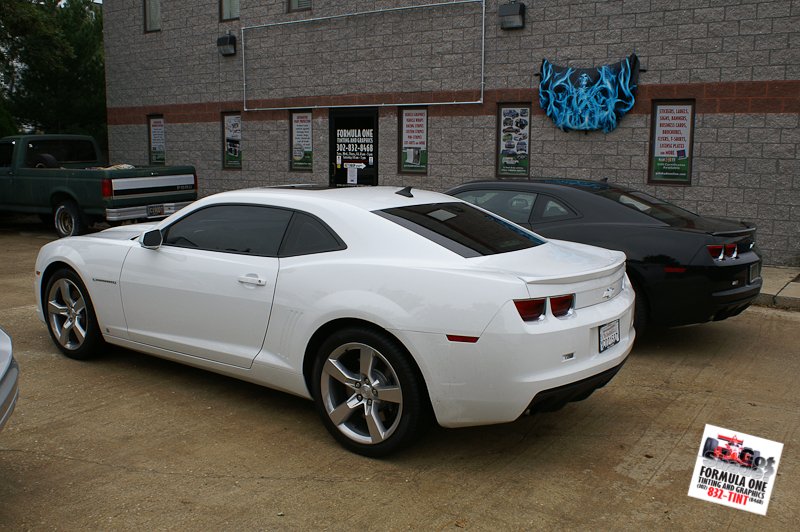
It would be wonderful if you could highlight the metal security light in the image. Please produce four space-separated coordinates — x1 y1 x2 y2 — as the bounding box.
217 32 237 56
499 1 526 30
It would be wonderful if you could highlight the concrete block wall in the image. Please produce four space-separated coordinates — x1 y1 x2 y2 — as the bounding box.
104 1 800 265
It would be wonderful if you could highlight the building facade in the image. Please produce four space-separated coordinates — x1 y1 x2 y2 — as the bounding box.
104 0 799 265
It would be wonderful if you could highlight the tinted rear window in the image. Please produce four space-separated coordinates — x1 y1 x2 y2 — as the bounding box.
376 202 544 257
596 189 705 228
24 139 98 166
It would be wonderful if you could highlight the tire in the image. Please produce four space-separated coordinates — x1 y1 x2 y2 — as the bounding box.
632 283 648 334
53 199 86 238
33 153 59 168
743 448 760 469
703 437 718 459
44 268 104 360
312 327 428 457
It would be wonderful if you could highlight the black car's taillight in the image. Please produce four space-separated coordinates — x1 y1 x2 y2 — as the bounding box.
707 243 738 261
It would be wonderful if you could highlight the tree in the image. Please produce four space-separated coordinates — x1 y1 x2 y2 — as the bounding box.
0 0 106 146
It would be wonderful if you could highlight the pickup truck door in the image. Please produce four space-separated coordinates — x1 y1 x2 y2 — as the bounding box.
119 204 290 369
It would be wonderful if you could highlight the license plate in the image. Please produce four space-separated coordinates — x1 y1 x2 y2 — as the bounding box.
599 320 620 353
749 262 761 283
147 204 165 217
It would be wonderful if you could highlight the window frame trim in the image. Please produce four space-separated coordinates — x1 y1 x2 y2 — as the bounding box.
144 0 161 33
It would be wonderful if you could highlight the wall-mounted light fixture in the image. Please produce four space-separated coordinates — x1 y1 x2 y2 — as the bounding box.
217 31 237 56
499 1 526 30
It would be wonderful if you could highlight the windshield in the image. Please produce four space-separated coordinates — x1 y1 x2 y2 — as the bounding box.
376 202 544 258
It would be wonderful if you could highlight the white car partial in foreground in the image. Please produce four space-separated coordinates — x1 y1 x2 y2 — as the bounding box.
35 186 634 456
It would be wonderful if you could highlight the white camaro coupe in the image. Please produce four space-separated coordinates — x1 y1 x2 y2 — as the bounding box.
35 186 634 456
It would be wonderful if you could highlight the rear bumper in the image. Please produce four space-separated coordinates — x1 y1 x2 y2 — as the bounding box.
527 359 627 413
641 259 762 327
105 201 193 222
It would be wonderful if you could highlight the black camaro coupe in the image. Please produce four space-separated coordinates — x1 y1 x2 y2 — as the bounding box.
447 179 763 330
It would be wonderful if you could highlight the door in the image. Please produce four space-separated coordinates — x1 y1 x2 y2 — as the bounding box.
119 204 291 368
329 108 378 186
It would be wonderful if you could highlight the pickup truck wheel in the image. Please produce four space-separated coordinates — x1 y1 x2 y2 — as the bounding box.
54 200 86 238
44 268 104 360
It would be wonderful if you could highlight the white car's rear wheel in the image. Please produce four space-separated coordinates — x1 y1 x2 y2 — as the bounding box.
45 269 103 359
313 327 428 457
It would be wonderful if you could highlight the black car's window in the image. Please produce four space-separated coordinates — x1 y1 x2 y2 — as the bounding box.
453 190 536 224
163 204 292 256
596 189 703 228
539 197 571 218
376 202 543 258
279 211 346 257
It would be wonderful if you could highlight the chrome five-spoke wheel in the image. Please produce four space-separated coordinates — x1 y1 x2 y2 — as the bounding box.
321 342 404 445
44 269 102 359
313 327 428 457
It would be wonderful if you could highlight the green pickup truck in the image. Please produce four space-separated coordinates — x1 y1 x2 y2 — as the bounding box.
0 134 197 237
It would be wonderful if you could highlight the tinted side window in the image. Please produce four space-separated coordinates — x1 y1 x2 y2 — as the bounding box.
533 196 577 221
454 189 536 224
377 202 543 258
0 143 12 167
279 212 346 257
163 205 292 257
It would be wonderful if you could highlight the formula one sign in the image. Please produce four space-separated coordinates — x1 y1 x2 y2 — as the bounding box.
688 424 783 515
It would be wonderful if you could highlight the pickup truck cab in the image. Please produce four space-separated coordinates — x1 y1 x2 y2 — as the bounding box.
0 134 197 237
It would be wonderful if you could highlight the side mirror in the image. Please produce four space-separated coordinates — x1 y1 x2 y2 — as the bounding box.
140 229 163 249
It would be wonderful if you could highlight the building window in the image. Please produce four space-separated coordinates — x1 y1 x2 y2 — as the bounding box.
399 108 428 174
144 0 161 32
220 0 240 21
497 104 530 177
222 113 242 169
290 111 313 172
148 115 166 165
289 1 312 13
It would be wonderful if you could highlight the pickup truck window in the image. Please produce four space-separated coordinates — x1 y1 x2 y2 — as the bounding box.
24 139 98 167
0 143 11 167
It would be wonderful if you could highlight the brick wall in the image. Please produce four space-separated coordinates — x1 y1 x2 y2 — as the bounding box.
104 1 800 265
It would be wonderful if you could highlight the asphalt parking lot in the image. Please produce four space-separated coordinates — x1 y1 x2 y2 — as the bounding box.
0 215 797 530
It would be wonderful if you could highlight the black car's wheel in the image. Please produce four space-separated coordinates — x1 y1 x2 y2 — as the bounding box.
44 269 103 360
632 283 648 334
312 327 428 457
703 437 718 458
53 199 86 238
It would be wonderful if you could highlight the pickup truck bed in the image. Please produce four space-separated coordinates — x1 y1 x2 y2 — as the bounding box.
1 134 197 237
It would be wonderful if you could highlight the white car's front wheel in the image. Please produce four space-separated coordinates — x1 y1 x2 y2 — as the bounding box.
44 269 103 360
312 327 429 457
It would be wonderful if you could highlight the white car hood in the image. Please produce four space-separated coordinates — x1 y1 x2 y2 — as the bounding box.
469 239 625 284
88 223 158 242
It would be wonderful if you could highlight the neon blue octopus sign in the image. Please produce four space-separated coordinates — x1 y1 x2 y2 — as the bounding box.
539 54 639 133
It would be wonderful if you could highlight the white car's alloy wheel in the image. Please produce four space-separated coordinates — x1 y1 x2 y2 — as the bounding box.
321 342 404 445
45 269 102 359
313 328 428 456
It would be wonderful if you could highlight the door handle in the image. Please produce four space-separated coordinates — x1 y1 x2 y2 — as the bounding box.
238 274 266 286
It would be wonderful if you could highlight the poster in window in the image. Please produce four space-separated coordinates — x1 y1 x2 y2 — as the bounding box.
497 105 530 177
291 111 313 171
149 116 165 165
400 108 428 173
223 114 242 169
649 100 695 185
